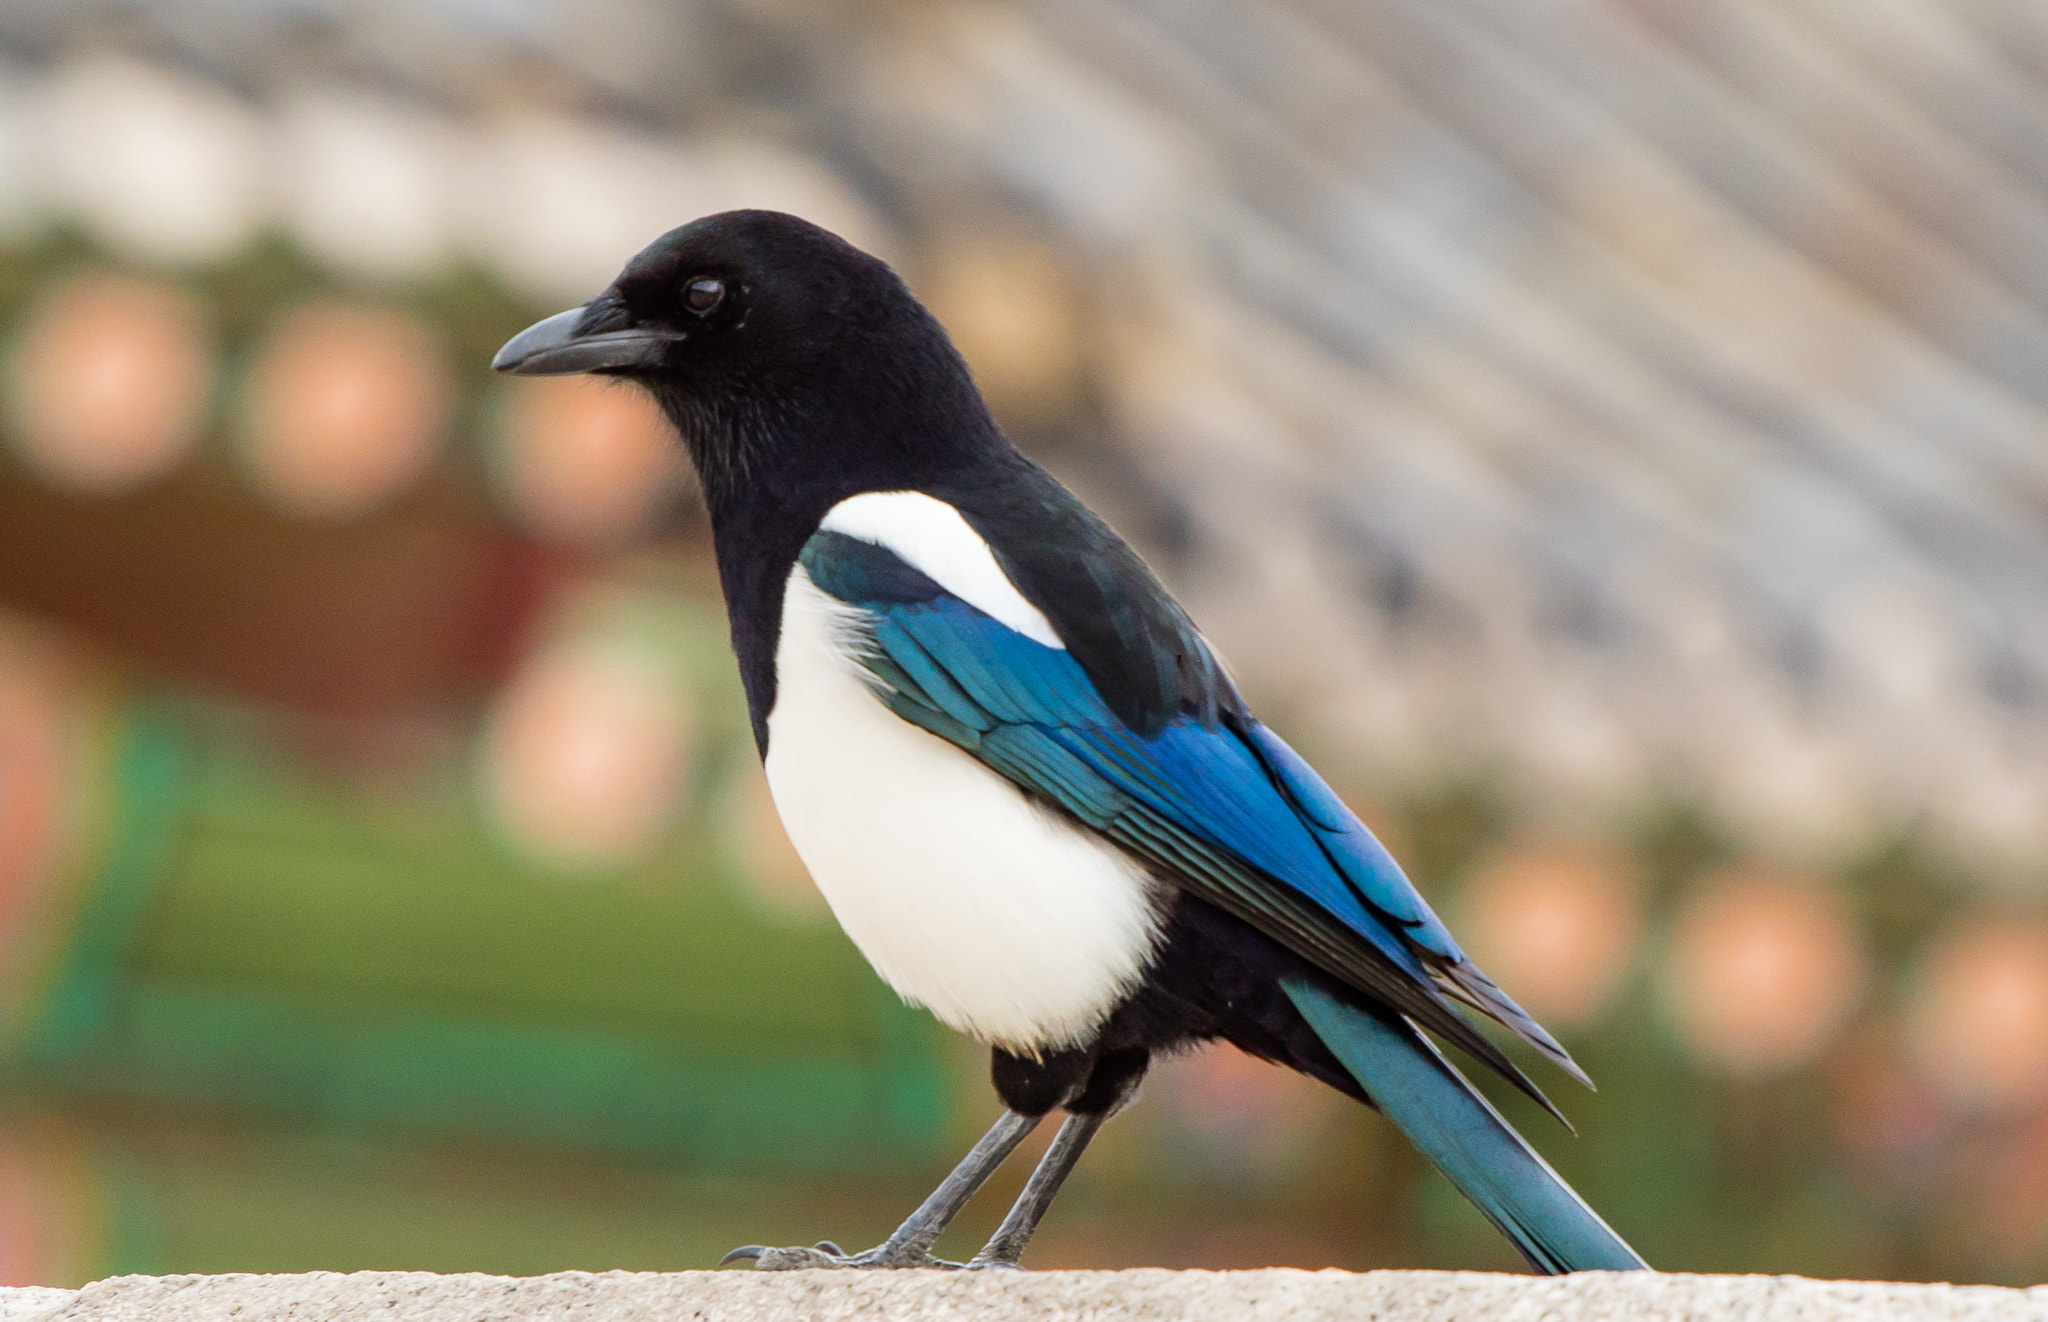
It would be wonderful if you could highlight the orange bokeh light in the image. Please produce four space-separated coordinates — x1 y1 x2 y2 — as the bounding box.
479 641 694 871
1662 868 1868 1077
1149 1042 1336 1176
919 236 1084 427
240 301 451 520
1457 841 1642 1028
5 273 210 493
494 376 687 544
1908 918 2048 1113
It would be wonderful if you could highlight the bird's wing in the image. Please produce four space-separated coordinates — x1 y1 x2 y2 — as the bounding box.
799 530 1586 1117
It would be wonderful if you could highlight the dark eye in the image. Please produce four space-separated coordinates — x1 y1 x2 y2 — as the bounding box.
683 277 725 315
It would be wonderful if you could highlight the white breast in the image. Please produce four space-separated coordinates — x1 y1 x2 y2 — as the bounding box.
763 564 1163 1055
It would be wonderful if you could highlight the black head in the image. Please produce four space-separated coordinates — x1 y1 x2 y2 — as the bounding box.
493 210 1004 518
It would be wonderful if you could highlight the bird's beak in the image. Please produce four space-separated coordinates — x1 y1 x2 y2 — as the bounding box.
492 305 684 376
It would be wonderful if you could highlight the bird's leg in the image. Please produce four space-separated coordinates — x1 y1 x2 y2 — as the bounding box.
722 1109 1041 1270
843 1109 1042 1267
966 1071 1139 1270
961 1110 1105 1269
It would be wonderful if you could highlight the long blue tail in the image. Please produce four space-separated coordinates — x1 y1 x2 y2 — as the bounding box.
1283 979 1648 1274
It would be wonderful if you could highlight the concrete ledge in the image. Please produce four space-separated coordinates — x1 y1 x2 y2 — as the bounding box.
5 1270 2045 1322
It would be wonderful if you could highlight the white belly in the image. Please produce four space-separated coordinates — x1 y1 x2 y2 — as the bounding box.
763 566 1164 1054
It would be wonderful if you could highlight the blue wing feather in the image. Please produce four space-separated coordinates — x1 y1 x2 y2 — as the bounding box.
798 532 1584 1102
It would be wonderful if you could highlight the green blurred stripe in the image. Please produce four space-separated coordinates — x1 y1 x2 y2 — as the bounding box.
41 982 941 1168
20 703 188 1062
8 695 948 1168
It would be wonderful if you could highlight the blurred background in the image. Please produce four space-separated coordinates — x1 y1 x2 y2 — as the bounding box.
2 0 2048 1288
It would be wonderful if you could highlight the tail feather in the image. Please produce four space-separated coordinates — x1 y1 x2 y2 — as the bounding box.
1283 978 1648 1274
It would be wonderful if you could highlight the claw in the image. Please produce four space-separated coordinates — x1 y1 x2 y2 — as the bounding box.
813 1241 845 1256
719 1246 767 1266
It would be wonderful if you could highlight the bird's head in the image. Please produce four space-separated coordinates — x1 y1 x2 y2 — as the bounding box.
493 209 1000 517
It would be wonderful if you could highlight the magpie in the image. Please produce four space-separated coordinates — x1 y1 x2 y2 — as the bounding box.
493 210 1647 1274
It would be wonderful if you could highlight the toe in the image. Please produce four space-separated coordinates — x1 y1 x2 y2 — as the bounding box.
754 1245 847 1271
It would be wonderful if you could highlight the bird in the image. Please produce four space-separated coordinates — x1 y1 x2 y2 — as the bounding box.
492 209 1647 1274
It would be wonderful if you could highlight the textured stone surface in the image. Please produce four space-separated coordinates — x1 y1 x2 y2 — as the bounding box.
3 1271 2045 1322
0 1291 73 1321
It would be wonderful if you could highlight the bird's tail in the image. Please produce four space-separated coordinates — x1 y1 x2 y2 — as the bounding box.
1283 978 1648 1274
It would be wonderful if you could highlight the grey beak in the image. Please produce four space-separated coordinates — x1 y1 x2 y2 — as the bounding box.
492 306 684 376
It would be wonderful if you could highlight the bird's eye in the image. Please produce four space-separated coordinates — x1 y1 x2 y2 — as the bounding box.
683 277 725 315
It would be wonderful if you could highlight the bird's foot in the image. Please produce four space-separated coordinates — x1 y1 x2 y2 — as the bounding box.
720 1240 964 1270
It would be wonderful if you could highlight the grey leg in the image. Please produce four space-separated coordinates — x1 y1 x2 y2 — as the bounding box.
965 1110 1108 1269
723 1109 1042 1270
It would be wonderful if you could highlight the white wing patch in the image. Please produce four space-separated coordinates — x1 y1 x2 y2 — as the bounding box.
819 491 1064 649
